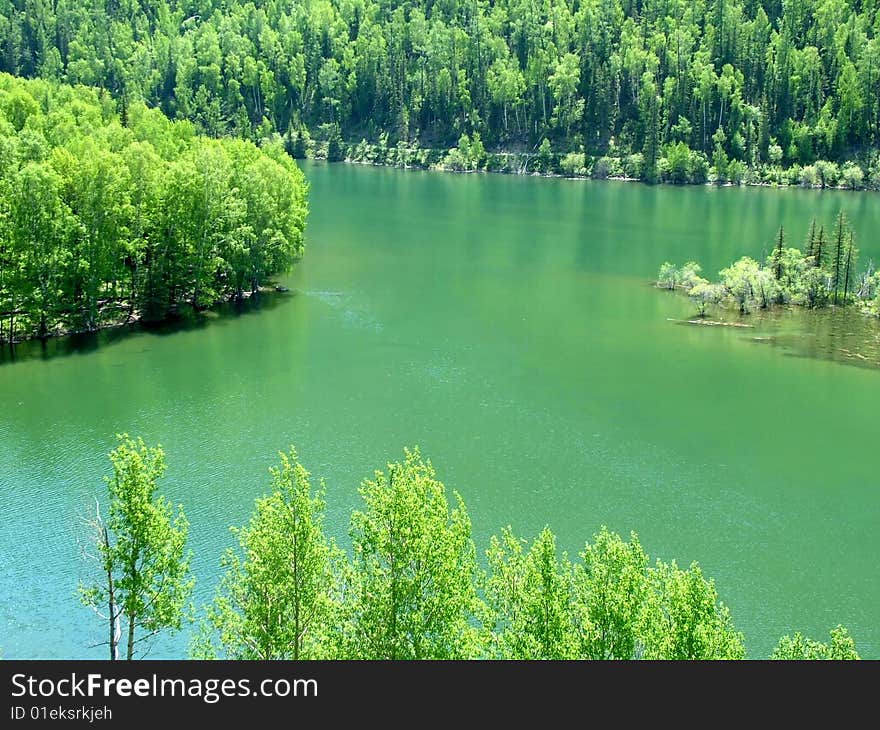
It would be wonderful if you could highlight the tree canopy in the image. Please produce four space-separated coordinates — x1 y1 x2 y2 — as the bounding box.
0 73 308 344
80 435 193 660
182 443 860 660
658 213 879 318
3 0 880 184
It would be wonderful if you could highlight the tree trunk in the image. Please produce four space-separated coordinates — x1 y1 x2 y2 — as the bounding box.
843 237 853 303
103 524 119 661
127 610 136 660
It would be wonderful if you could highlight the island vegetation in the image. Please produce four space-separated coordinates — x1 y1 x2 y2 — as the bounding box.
2 0 880 187
0 73 308 345
658 212 880 318
81 436 861 660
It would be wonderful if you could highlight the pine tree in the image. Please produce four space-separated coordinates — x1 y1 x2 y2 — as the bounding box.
814 226 826 269
773 226 784 279
832 211 848 304
842 231 858 303
327 130 344 161
804 219 817 261
642 94 661 184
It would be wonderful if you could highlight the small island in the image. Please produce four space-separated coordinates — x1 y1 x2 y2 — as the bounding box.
657 213 879 319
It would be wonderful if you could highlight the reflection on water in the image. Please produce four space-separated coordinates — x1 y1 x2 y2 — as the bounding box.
0 290 296 367
760 307 880 370
673 305 880 370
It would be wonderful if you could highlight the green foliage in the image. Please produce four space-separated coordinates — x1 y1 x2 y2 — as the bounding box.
679 262 704 290
660 212 871 318
841 162 864 190
80 435 193 660
535 138 554 173
559 152 587 177
657 262 679 290
484 525 746 659
641 560 745 659
771 626 861 660
657 261 702 292
76 442 853 661
572 528 651 659
0 74 308 343
720 257 779 312
3 0 878 186
661 143 709 184
484 527 577 659
689 281 725 317
443 133 487 171
326 130 345 162
623 153 645 180
194 448 342 659
341 448 483 659
591 156 614 180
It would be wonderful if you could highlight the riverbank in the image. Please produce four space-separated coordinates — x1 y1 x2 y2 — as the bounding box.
0 286 285 351
293 135 880 192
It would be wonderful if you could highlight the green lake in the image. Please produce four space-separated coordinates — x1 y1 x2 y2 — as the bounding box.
1 162 878 658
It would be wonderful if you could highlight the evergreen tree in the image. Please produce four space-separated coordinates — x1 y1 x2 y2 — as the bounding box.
814 226 826 269
803 219 817 261
832 212 848 304
842 231 858 303
327 131 344 162
642 94 661 184
0 0 879 179
773 226 785 280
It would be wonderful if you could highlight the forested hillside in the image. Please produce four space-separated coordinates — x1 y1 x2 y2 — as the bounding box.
0 73 307 344
2 0 879 183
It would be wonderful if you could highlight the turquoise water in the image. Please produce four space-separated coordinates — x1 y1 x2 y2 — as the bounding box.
1 163 878 658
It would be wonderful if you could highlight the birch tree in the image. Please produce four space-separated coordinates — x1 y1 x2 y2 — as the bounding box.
81 435 193 660
194 448 342 659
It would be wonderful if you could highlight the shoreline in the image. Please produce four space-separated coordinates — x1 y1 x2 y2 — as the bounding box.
338 156 874 192
1 285 285 350
300 138 879 193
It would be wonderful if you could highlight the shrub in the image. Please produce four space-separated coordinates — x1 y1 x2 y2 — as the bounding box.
560 151 587 176
591 156 612 179
841 162 864 190
623 153 644 179
815 160 839 188
801 165 819 187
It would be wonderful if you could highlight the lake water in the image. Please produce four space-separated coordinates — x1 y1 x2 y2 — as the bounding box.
1 162 878 658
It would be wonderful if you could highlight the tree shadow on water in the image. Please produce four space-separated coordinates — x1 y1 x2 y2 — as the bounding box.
0 289 296 367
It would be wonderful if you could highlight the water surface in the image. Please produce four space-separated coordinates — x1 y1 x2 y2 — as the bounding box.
1 164 878 658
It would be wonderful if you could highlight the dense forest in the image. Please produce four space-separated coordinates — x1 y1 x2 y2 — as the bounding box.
80 436 861 660
2 0 879 184
0 73 307 344
658 212 880 316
